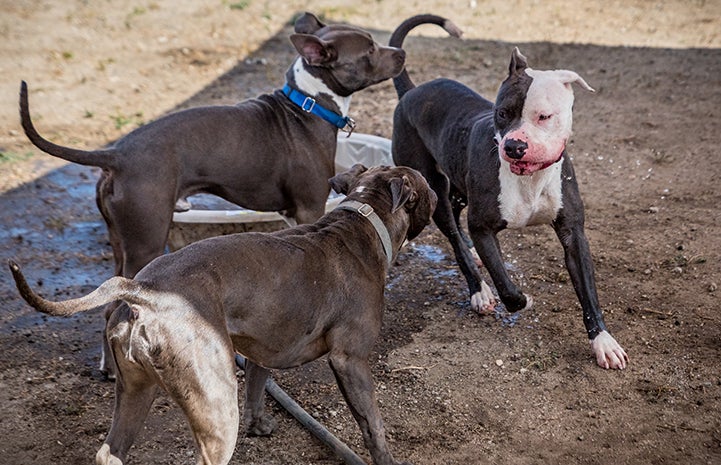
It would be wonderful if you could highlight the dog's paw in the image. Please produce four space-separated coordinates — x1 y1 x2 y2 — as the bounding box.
245 414 278 437
590 331 628 370
96 444 123 465
470 281 497 314
521 293 533 311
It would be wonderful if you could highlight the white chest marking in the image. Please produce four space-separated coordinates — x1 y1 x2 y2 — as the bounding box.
497 159 563 229
292 58 351 116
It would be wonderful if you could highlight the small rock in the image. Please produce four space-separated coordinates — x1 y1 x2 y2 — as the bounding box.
709 282 718 292
495 359 504 367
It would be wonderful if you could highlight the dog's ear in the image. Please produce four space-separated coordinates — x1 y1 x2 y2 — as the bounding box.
290 34 337 65
294 12 327 34
508 47 528 77
555 70 596 93
389 175 417 213
329 164 368 195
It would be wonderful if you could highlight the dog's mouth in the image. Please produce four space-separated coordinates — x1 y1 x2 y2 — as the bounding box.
506 152 563 176
502 141 565 176
508 160 546 176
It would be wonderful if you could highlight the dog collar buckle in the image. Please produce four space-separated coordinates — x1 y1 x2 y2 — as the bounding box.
357 202 373 217
336 200 394 268
301 96 316 113
283 83 356 134
340 117 356 137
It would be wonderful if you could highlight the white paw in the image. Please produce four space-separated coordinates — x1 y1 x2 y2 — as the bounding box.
521 293 533 311
470 281 497 314
590 330 629 369
96 443 123 465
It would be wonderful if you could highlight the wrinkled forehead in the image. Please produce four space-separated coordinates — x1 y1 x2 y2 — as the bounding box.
524 68 575 111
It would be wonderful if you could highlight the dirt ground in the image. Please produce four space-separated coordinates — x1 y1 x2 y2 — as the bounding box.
1 1 721 464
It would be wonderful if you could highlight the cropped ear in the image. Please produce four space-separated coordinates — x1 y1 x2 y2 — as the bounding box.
294 12 326 34
555 69 596 92
508 47 529 78
290 34 337 65
389 175 417 213
329 164 368 195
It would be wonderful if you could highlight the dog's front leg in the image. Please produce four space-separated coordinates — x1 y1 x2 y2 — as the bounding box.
329 352 410 465
243 360 278 436
552 209 628 369
468 227 532 313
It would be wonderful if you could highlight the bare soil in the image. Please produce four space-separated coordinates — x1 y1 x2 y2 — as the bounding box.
1 1 720 464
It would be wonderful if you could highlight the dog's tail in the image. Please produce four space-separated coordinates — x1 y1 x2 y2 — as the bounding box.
20 81 117 170
8 260 148 317
389 15 463 99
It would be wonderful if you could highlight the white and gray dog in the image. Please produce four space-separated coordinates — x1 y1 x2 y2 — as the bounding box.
389 15 627 369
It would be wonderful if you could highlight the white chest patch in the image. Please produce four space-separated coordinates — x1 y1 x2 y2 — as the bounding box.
497 159 563 229
293 58 351 116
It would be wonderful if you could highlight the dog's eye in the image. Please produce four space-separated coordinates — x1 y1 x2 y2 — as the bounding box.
496 108 508 121
538 113 552 122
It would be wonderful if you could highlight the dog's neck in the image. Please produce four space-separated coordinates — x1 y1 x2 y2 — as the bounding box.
291 57 351 117
335 199 394 268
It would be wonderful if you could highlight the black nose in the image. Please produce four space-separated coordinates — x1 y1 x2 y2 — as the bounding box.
503 139 528 159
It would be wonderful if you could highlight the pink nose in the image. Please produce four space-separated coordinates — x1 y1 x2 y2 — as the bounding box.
503 139 528 160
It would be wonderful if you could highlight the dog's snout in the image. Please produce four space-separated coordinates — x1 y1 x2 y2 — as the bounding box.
503 139 528 159
393 48 406 69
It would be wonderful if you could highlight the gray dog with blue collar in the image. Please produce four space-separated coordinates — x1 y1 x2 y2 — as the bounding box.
19 12 409 375
10 164 436 465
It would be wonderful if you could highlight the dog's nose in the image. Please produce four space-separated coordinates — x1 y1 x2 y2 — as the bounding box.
503 139 528 159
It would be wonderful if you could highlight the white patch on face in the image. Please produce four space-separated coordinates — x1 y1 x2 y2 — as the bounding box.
499 68 576 174
293 57 352 116
353 186 366 193
497 157 563 229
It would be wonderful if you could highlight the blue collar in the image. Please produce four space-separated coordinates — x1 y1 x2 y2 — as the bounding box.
282 83 356 134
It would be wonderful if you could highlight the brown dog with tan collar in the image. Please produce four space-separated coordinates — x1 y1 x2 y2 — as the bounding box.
9 165 436 465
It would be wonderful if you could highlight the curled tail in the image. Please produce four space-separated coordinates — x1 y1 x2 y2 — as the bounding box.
20 81 117 169
8 260 148 317
389 15 463 99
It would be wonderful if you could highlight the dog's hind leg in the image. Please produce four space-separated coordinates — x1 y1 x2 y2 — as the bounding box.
97 377 158 465
97 328 159 465
97 179 175 377
164 342 239 464
449 186 484 267
242 359 278 436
